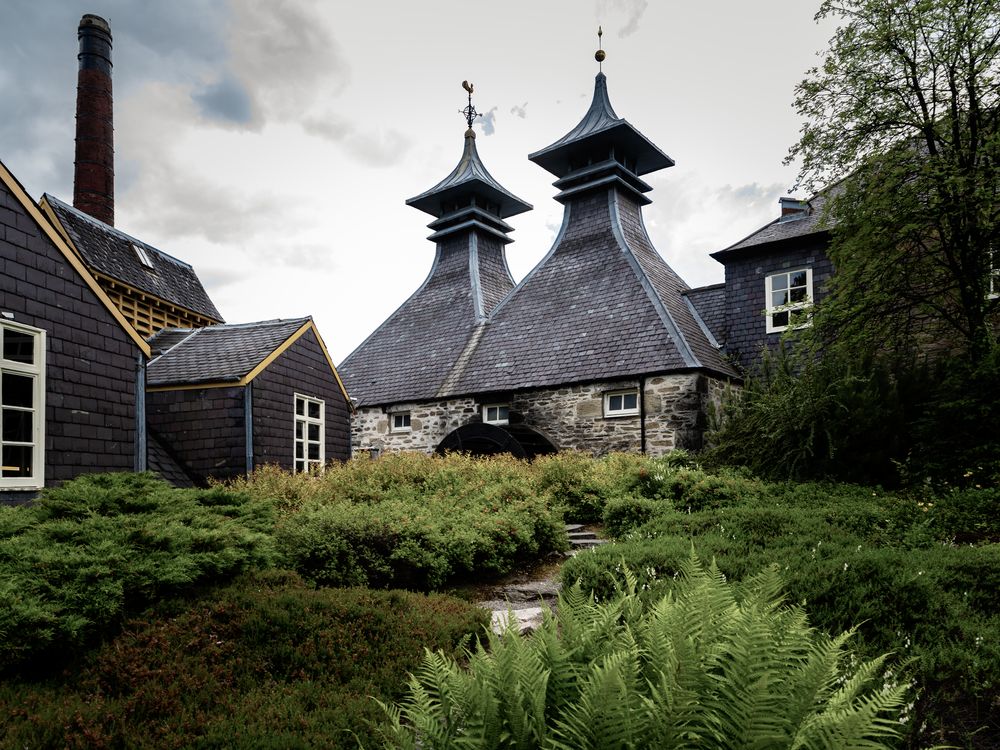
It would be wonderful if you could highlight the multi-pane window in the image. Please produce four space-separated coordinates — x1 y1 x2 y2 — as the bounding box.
294 394 324 474
392 413 411 431
604 390 639 417
483 404 509 425
1 322 45 489
765 268 813 333
990 246 999 299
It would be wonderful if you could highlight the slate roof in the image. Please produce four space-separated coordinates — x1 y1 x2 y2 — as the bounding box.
147 431 196 487
44 194 223 321
407 130 531 219
445 194 738 395
712 193 831 259
683 283 726 346
529 73 674 177
147 318 309 387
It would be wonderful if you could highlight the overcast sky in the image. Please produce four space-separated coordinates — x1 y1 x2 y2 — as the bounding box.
2 0 837 362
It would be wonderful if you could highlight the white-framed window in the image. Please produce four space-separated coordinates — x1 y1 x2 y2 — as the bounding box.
131 242 154 269
391 412 411 432
765 268 813 333
294 394 324 474
482 404 509 425
1 321 45 490
604 389 639 417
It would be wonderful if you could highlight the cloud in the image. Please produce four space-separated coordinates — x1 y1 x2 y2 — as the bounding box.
476 106 499 136
192 73 255 125
597 0 649 39
302 114 412 167
510 102 528 119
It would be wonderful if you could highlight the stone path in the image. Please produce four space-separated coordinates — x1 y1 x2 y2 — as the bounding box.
476 523 608 635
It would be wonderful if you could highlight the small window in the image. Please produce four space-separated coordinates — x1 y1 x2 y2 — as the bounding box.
483 404 509 425
765 268 813 333
294 394 324 474
391 413 411 432
604 390 639 417
1 321 45 490
990 246 999 299
132 243 154 269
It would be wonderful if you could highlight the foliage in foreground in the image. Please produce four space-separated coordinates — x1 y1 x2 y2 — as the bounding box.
565 473 1000 748
1 571 488 749
0 472 275 671
381 555 908 750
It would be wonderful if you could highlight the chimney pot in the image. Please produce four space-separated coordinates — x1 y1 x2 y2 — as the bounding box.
73 13 114 226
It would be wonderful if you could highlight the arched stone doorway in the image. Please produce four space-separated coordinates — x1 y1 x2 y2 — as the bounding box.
436 423 557 459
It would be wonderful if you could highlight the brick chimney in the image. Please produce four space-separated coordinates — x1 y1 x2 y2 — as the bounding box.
73 14 114 226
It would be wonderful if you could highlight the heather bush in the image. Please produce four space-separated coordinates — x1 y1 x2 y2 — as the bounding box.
380 555 909 749
0 473 275 671
1 571 488 749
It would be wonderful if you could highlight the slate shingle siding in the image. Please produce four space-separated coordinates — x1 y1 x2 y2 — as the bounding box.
145 386 246 484
476 234 515 316
684 285 726 345
252 329 351 467
722 235 834 371
1 178 138 500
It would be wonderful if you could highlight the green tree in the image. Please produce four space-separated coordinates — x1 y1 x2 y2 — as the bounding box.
788 0 1000 364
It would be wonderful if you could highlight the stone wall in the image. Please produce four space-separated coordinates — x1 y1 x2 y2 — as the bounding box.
352 372 733 458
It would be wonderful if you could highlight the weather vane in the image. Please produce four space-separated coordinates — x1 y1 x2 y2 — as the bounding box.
595 26 606 71
461 80 480 129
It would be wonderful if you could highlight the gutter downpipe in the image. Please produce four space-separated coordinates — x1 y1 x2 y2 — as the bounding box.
639 375 647 455
244 383 253 477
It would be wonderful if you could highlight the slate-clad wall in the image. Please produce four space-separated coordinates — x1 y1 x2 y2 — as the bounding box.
252 329 351 468
146 386 245 484
1 178 138 501
722 236 834 371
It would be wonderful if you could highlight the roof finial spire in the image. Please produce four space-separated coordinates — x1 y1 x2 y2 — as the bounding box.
595 26 606 71
461 80 480 133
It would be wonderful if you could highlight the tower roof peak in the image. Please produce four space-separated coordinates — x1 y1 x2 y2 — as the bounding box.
529 71 674 179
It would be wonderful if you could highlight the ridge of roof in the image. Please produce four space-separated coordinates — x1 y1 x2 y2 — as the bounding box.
43 194 195 270
407 129 531 219
711 192 831 259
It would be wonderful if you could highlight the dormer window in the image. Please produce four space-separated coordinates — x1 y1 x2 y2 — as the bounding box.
483 404 509 425
132 243 154 268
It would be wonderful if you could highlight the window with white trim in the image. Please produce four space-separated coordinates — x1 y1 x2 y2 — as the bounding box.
391 412 411 432
483 404 509 425
1 321 45 489
294 394 324 474
131 242 154 269
604 389 639 417
765 268 813 333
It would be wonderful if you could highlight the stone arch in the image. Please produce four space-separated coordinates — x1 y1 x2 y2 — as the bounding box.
436 422 557 459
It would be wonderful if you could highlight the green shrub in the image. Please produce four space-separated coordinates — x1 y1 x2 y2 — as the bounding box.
0 473 276 671
379 555 909 749
1 571 488 749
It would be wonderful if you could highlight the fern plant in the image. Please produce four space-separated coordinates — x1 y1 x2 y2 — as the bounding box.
376 553 910 749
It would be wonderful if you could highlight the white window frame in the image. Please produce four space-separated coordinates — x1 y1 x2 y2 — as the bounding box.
1 321 45 490
293 393 325 474
989 246 999 299
482 404 509 425
765 268 813 333
603 389 640 418
131 242 154 269
391 412 412 432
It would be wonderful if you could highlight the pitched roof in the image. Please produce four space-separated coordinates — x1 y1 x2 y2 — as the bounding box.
407 129 531 219
711 193 831 259
444 192 738 395
0 159 150 357
43 194 223 321
683 283 726 346
147 318 310 387
529 73 674 177
147 431 196 488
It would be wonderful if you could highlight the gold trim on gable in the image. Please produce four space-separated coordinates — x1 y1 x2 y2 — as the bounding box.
0 162 151 357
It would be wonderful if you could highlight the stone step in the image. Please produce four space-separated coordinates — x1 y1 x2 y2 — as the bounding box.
490 606 548 635
564 523 586 532
570 537 609 548
567 530 600 541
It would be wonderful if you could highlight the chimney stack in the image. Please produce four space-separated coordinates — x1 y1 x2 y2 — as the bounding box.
73 14 114 226
778 197 809 222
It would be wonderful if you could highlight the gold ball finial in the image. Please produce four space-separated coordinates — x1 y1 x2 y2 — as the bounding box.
595 26 606 65
595 49 606 62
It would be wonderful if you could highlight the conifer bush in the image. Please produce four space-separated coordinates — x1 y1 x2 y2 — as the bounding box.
379 555 909 749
